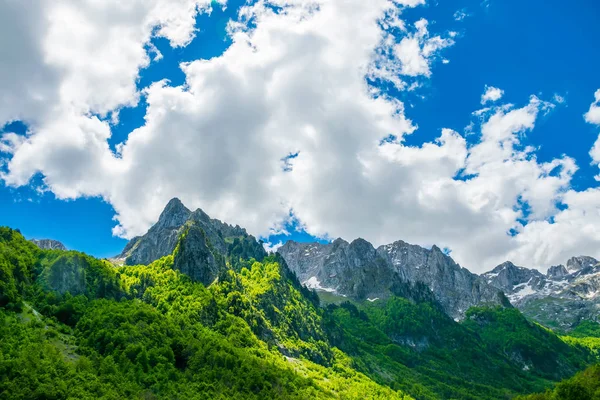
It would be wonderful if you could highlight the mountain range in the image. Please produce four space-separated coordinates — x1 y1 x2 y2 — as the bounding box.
277 239 509 320
3 197 600 399
40 197 600 328
482 257 600 330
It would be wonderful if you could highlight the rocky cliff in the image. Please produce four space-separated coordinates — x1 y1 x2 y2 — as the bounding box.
172 223 225 286
118 198 265 267
31 238 67 251
278 238 508 319
378 240 508 318
483 256 600 329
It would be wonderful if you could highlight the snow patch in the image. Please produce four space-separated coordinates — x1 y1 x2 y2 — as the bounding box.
367 298 380 302
509 282 537 302
484 271 500 280
303 276 336 293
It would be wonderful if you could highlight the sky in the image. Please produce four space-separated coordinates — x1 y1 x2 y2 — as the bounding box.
1 0 599 273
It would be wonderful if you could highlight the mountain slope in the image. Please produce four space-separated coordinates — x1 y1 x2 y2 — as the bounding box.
31 239 67 251
2 198 600 399
516 364 600 400
278 239 508 319
323 298 592 400
1 226 410 400
118 198 265 267
483 257 600 330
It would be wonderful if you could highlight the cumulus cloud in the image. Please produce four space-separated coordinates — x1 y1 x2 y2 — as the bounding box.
585 89 600 126
263 241 284 253
2 0 600 273
585 89 600 180
393 18 455 77
481 85 504 104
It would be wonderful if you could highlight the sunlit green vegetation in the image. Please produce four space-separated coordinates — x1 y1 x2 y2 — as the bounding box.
516 364 600 400
0 227 408 399
1 226 599 399
322 298 592 400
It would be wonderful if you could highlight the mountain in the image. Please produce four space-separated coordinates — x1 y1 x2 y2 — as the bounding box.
278 239 508 320
482 261 547 303
172 223 226 286
118 197 266 267
483 256 600 330
3 199 600 399
31 238 66 251
0 226 405 399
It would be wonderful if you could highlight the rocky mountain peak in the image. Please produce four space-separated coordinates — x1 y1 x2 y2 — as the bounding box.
430 244 443 254
489 261 517 273
566 256 598 273
31 238 67 251
279 236 506 319
547 264 569 279
482 261 545 302
331 237 348 248
190 207 212 223
156 197 191 229
348 238 375 255
119 198 263 269
482 255 600 328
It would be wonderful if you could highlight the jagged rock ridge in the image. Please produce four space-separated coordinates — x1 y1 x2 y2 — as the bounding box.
482 256 600 329
117 198 266 285
31 238 66 251
278 238 508 319
118 198 264 266
173 224 225 286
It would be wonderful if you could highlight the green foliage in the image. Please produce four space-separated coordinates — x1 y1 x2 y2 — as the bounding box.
37 251 123 298
561 336 600 359
227 236 267 269
463 307 590 380
0 228 408 399
516 364 600 400
1 226 598 400
324 299 593 400
0 227 39 309
569 320 600 338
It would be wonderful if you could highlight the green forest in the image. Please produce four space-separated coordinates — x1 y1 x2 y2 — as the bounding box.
1 226 599 399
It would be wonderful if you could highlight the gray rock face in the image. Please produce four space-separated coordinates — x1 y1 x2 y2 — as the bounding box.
482 261 546 302
173 224 224 286
119 198 192 265
278 238 507 319
547 265 569 280
378 241 507 318
566 256 598 273
277 238 398 300
118 198 258 266
31 239 66 251
482 256 600 329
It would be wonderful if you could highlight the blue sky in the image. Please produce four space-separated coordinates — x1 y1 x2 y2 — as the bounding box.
1 0 599 271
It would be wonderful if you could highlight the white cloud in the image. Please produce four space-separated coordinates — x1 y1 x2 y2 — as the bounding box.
590 137 600 169
585 89 600 180
481 85 504 104
584 89 600 125
553 93 566 104
392 18 455 77
2 0 600 274
453 9 469 21
263 241 284 253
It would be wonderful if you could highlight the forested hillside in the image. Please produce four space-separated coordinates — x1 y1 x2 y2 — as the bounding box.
516 364 600 400
0 226 598 399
